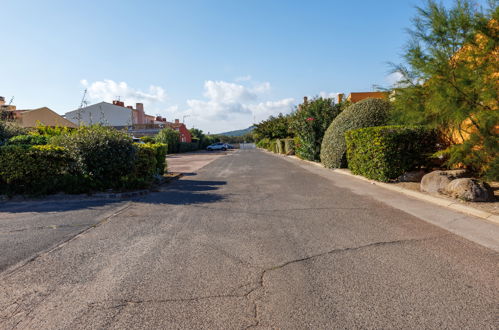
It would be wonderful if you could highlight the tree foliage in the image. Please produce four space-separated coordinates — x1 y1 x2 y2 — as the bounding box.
253 113 293 140
289 97 342 161
390 0 499 179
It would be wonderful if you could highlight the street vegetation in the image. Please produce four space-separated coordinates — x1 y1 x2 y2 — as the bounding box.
254 0 498 182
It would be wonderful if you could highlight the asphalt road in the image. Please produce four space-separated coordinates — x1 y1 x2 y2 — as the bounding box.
0 149 497 329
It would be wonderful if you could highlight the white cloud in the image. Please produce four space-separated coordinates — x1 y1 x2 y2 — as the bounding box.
248 98 295 121
318 91 339 99
386 72 404 86
81 79 166 105
235 75 252 82
181 79 295 132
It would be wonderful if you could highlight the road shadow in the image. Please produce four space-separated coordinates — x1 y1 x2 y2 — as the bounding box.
0 179 227 213
145 179 226 205
0 199 124 214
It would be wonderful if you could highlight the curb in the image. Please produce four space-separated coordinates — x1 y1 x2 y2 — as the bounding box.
268 151 499 225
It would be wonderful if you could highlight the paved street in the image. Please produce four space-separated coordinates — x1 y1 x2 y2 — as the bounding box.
0 149 497 329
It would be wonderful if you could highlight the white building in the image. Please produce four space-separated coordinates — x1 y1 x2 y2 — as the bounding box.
64 101 134 127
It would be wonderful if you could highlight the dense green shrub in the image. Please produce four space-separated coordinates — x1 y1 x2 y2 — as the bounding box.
131 143 158 186
275 139 285 154
179 141 199 153
150 143 168 174
345 126 438 182
0 121 26 144
290 97 342 161
156 127 180 154
0 145 73 195
7 134 47 146
283 138 295 155
53 125 135 190
269 140 277 153
321 98 391 168
256 138 271 149
33 124 73 138
140 136 156 144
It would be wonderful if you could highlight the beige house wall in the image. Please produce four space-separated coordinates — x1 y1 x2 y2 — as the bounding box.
19 107 77 128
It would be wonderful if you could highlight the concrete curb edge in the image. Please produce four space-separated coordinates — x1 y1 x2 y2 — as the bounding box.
264 150 498 225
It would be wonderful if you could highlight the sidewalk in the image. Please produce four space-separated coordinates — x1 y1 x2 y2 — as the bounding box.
266 150 499 251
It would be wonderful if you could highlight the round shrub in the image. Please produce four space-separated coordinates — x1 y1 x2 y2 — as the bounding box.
7 134 47 146
320 98 391 168
53 125 135 189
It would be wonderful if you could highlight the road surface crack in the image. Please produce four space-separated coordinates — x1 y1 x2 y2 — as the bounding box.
243 235 447 329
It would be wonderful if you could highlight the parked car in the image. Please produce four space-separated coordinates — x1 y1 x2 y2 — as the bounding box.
206 142 228 151
132 137 145 144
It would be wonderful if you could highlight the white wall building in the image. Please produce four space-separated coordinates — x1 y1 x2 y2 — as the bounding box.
64 101 133 127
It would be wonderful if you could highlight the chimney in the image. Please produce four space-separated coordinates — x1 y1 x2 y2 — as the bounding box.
303 96 308 104
337 93 344 103
126 106 133 109
136 103 144 112
112 100 125 107
174 119 179 124
0 96 5 106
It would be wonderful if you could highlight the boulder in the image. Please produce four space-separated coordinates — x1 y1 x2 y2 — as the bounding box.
443 178 494 202
420 170 468 194
398 170 426 182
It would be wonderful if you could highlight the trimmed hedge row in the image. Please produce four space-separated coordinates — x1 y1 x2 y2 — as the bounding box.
0 139 168 196
256 138 295 155
321 98 391 168
345 125 438 182
0 145 74 195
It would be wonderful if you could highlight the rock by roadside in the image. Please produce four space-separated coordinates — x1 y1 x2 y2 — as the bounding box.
442 178 494 202
420 170 468 194
395 181 498 215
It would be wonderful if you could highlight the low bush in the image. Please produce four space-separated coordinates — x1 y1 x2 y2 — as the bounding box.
7 134 47 146
283 138 295 155
275 139 285 154
179 142 199 153
130 143 158 187
269 140 277 153
256 138 271 149
345 125 438 182
0 145 73 195
321 98 391 168
140 136 156 144
53 125 136 190
156 127 180 154
0 121 26 144
150 143 168 174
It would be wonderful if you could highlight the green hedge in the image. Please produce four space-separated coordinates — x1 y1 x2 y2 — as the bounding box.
256 138 271 149
0 129 168 196
321 98 391 168
345 125 438 182
53 126 136 190
275 139 285 154
156 127 180 153
179 141 199 153
0 145 73 195
150 143 167 174
283 138 295 155
7 134 48 146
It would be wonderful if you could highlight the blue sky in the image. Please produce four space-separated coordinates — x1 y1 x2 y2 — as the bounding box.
0 0 481 133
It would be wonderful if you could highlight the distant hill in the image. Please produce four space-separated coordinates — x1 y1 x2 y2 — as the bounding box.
217 126 254 136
